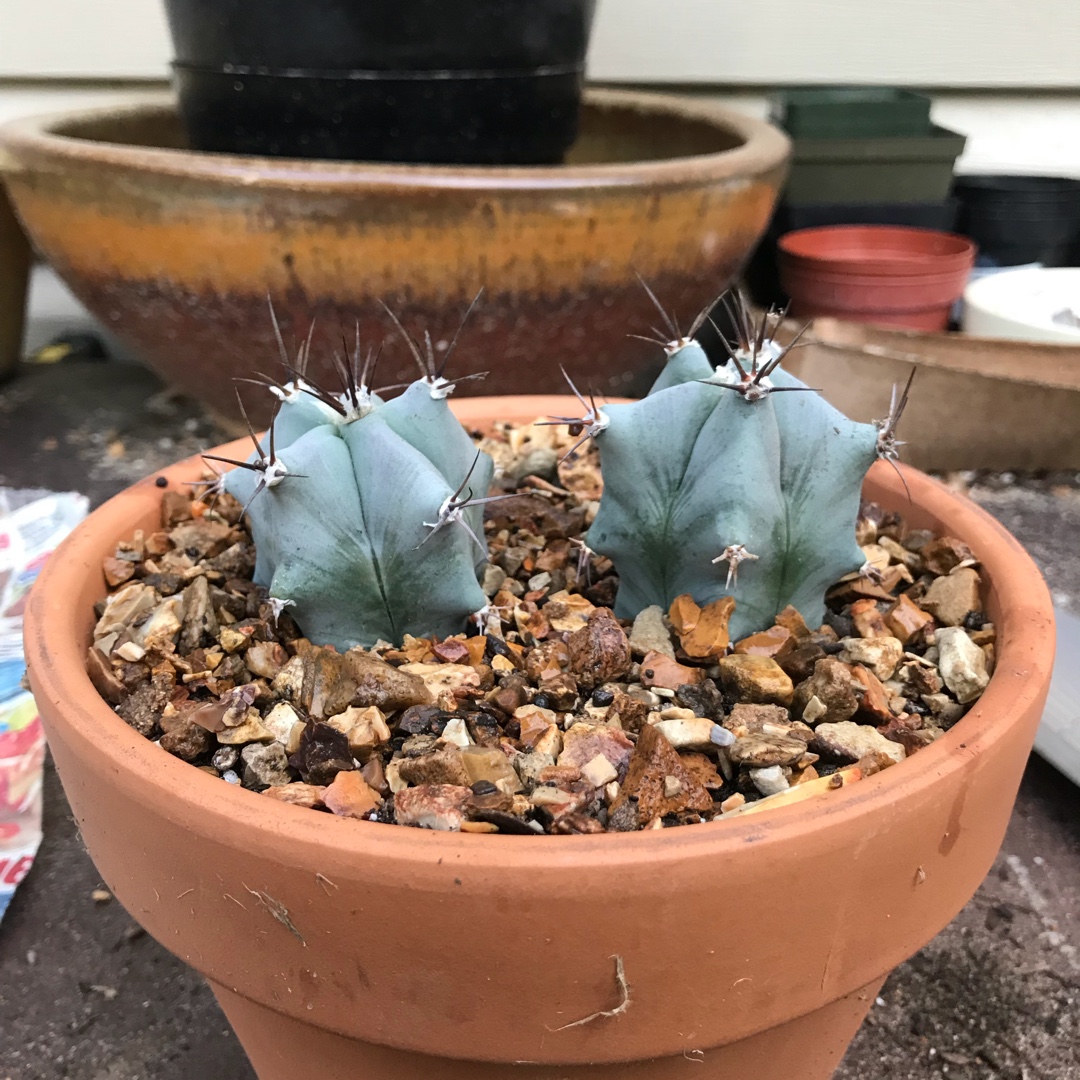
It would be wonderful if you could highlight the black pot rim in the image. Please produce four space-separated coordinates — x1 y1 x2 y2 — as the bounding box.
955 174 1080 195
171 60 584 81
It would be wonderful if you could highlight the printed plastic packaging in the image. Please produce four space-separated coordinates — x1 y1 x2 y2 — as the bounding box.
0 489 88 921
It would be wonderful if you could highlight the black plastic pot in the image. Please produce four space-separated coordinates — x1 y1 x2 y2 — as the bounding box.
163 0 598 164
953 175 1080 267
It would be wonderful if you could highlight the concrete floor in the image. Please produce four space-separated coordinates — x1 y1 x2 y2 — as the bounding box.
0 358 1077 1080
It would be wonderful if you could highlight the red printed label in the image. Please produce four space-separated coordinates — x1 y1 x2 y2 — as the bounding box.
0 854 34 887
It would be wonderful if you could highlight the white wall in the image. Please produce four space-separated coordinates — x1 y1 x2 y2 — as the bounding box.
2 0 1079 86
688 92 1080 179
0 0 1079 175
3 83 1077 179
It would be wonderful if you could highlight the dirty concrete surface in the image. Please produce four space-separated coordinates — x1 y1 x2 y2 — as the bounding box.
0 359 1077 1080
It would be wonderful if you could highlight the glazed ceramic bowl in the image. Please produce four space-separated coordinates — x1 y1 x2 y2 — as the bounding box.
0 90 789 418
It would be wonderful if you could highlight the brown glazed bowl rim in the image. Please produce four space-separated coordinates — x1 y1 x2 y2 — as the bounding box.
0 87 790 191
24 395 1053 873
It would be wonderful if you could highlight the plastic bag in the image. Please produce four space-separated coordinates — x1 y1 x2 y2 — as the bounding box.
0 489 88 922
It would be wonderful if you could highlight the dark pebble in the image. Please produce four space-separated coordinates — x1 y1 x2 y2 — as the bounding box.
470 780 499 796
484 635 513 662
591 688 615 707
470 809 539 835
606 800 638 832
674 679 725 720
939 708 966 732
396 704 446 736
778 643 826 683
212 747 239 771
288 721 355 786
375 796 396 825
583 576 618 609
465 710 502 746
155 476 168 488
963 610 988 631
533 693 554 710
139 572 184 596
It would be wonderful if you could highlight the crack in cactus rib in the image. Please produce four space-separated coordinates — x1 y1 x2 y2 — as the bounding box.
348 440 397 645
656 412 711 603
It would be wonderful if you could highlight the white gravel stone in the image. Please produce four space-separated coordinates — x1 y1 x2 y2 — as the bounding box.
813 721 906 765
652 715 720 750
802 694 827 724
629 605 675 659
581 752 618 788
385 760 408 793
936 626 990 704
115 641 146 662
749 765 790 796
135 595 185 649
839 636 904 680
439 717 473 748
263 701 302 745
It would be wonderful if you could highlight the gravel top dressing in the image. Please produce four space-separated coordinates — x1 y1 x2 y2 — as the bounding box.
84 416 993 835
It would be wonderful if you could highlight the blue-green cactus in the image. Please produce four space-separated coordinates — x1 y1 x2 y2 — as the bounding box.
566 292 904 639
214 316 497 650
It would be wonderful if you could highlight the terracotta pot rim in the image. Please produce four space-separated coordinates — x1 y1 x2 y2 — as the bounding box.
0 87 791 192
778 225 976 275
24 395 1054 871
778 263 973 286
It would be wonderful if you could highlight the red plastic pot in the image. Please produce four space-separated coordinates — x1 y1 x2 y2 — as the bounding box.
778 225 976 331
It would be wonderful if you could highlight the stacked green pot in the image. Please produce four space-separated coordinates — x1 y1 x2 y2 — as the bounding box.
748 87 969 310
773 88 966 205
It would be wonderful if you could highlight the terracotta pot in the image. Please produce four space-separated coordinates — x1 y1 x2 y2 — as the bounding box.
778 225 976 331
24 396 1053 1080
0 92 789 419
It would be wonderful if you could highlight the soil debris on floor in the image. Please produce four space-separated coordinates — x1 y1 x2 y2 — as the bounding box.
86 416 994 834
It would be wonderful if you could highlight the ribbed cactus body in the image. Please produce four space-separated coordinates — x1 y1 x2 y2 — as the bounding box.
222 379 491 649
585 340 878 638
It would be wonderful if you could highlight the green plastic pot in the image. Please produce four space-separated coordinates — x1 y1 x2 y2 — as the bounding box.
772 88 933 140
785 125 967 205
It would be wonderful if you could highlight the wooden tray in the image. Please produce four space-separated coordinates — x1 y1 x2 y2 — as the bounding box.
783 317 1080 472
